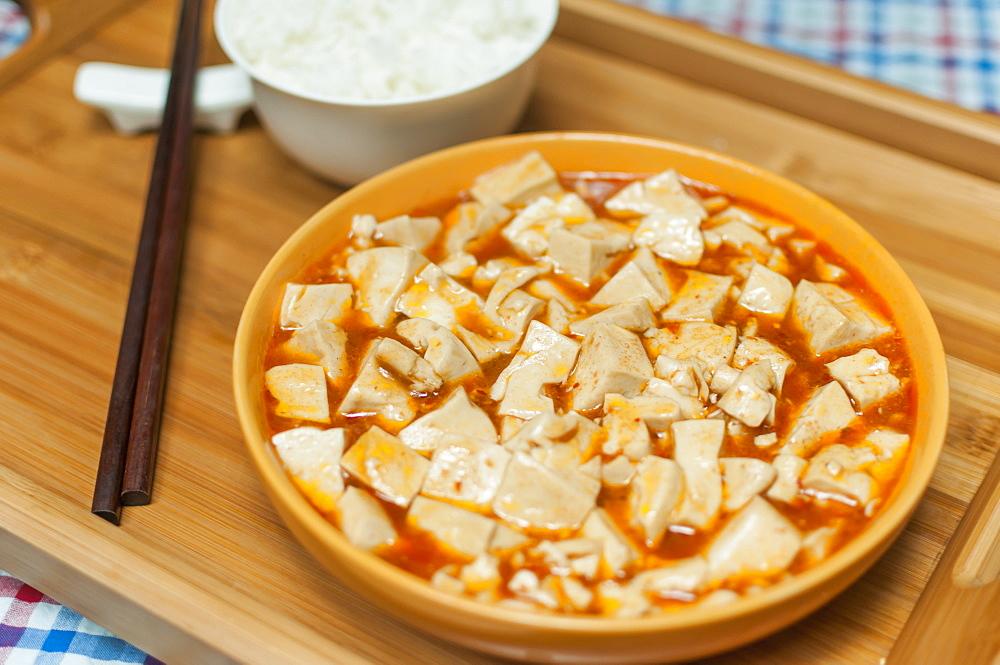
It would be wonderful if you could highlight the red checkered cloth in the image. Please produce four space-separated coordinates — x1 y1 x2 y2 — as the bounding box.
619 0 1000 113
0 572 165 664
0 0 29 60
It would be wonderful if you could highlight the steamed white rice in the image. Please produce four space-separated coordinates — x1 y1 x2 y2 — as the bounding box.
223 0 549 102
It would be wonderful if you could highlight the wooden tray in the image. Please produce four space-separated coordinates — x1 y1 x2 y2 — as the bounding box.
2 0 999 663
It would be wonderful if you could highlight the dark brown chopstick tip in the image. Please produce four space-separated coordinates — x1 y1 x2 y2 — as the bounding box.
121 489 152 507
92 507 122 526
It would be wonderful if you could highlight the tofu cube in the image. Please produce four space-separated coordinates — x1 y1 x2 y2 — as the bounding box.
591 257 672 311
484 266 546 347
470 151 561 206
720 457 777 511
631 556 709 597
792 280 891 354
338 337 442 426
711 220 770 252
710 364 741 394
346 247 427 327
340 426 429 507
864 429 911 484
371 337 442 393
546 220 631 285
714 205 769 231
502 193 593 258
570 297 657 336
501 411 603 462
265 363 329 422
717 361 776 428
652 355 709 402
430 567 466 595
569 323 654 411
407 496 498 558
544 298 572 334
491 321 580 418
661 270 734 323
443 201 512 255
673 419 725 528
395 317 481 384
507 570 562 610
602 455 637 487
560 576 595 611
767 454 807 502
603 392 685 457
733 336 794 391
784 381 858 456
439 251 478 277
629 455 683 546
398 386 496 452
397 262 484 330
605 170 707 221
375 215 442 252
633 210 705 266
336 486 396 550
581 508 639 575
349 214 377 249
456 324 504 365
533 538 603 580
802 443 878 505
280 282 353 328
272 426 346 499
736 263 793 316
459 553 502 593
338 341 416 425
706 496 802 583
421 443 511 508
601 395 652 460
826 348 901 409
284 320 349 385
490 523 530 552
646 322 738 376
492 451 598 530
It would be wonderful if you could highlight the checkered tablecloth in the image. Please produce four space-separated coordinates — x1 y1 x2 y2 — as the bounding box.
1 0 997 663
0 0 28 60
0 574 164 665
620 0 1000 113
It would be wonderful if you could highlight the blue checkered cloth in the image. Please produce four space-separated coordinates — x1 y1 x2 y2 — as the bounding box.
0 572 164 665
0 0 28 60
619 0 1000 113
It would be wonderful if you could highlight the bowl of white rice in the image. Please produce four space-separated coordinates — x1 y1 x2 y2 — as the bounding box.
214 0 558 185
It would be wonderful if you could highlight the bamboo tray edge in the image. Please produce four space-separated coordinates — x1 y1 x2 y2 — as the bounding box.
556 0 1000 182
1 1 998 664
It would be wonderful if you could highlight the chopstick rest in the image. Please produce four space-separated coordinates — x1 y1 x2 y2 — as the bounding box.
73 62 252 134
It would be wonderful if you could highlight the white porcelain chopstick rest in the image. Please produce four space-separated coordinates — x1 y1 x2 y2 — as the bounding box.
73 62 253 134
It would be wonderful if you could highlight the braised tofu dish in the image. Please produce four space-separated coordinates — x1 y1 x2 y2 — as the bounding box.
262 152 914 616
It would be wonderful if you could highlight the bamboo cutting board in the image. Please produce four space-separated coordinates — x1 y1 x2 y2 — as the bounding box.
1 0 999 663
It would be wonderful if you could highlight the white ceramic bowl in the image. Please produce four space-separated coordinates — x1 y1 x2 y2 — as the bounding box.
214 0 558 185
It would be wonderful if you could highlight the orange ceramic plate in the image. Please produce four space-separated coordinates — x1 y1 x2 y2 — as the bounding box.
233 132 948 664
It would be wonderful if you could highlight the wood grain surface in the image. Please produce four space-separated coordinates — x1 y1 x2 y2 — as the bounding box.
886 441 1000 664
556 0 1000 183
0 0 135 90
1 0 998 663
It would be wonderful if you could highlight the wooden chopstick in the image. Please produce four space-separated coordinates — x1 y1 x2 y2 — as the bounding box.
91 0 204 524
